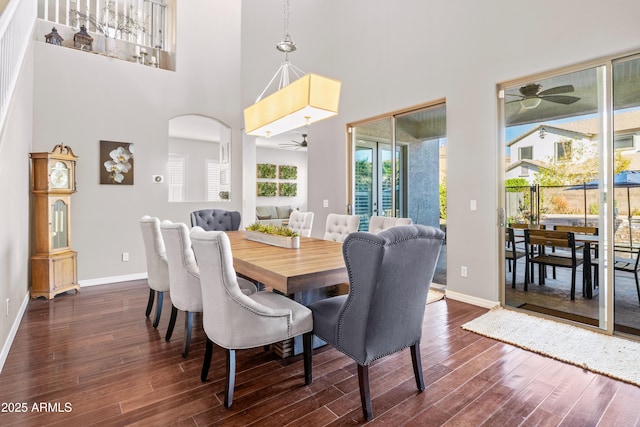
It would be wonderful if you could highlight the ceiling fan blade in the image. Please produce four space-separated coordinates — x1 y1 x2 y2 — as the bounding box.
538 85 575 96
540 95 581 105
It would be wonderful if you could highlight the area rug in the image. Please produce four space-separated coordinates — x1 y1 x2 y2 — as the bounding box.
462 307 640 386
427 288 446 304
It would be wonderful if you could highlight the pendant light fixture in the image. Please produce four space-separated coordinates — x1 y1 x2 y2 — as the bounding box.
243 0 341 138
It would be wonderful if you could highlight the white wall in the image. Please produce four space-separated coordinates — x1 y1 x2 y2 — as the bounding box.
0 43 33 367
31 0 243 282
241 0 640 303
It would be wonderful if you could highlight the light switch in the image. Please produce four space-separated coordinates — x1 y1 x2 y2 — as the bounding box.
470 200 477 211
323 199 329 208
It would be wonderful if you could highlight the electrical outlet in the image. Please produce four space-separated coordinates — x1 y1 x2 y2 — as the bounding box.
122 252 130 262
323 199 329 208
5 298 9 316
460 266 468 277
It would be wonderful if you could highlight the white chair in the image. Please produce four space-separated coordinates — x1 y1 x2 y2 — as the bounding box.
288 211 314 237
161 222 258 357
190 229 313 408
139 216 170 329
368 216 412 234
323 213 360 242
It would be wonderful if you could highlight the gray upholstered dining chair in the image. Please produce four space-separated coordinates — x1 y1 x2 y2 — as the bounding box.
161 221 258 357
190 209 241 231
139 215 170 328
190 229 313 408
305 224 445 421
288 210 314 237
323 213 360 242
367 215 412 234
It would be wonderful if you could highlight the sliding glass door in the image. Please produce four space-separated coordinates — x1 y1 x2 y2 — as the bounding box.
501 51 640 337
349 103 447 285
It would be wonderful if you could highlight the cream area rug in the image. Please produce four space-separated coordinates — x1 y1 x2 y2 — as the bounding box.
462 308 640 386
427 288 446 305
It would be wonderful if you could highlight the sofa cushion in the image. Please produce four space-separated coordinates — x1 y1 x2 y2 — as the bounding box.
256 206 278 220
276 205 293 219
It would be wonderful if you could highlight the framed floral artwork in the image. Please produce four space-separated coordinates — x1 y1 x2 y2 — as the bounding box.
100 140 134 185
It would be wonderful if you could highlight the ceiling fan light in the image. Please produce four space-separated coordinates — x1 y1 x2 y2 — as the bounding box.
520 97 542 110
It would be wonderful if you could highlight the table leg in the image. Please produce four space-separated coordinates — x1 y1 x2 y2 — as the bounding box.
584 244 593 299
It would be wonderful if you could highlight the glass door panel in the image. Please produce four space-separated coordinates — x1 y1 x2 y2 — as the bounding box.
502 67 606 328
612 54 640 337
350 103 447 285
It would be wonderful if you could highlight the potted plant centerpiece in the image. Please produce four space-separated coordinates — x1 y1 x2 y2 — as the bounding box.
245 223 300 249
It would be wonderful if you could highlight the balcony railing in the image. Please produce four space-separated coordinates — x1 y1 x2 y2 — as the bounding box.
0 0 37 130
38 0 165 49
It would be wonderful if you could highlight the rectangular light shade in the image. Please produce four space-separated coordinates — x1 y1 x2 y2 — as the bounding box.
244 73 341 137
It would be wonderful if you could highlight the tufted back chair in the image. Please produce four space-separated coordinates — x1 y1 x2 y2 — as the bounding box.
190 209 241 231
323 213 360 242
288 211 314 237
307 225 445 420
191 229 313 408
160 221 203 357
367 216 413 234
139 215 170 328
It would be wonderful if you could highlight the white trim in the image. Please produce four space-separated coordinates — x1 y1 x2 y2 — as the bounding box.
79 272 147 287
444 289 499 309
0 290 30 374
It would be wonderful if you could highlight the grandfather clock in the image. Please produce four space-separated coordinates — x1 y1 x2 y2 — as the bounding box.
30 144 79 299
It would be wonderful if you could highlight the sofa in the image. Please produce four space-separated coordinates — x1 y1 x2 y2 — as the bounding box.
256 205 293 226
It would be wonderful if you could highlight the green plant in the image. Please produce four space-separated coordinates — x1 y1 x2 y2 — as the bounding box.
279 165 298 180
439 177 447 220
589 202 599 215
257 163 277 179
279 183 297 197
245 223 299 237
256 182 277 197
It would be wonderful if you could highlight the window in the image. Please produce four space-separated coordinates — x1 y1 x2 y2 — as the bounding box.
206 160 221 201
555 140 572 161
614 134 637 150
168 154 185 202
519 146 533 160
519 166 529 177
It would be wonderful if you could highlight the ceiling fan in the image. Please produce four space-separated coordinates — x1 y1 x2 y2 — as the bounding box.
506 83 581 110
279 133 308 149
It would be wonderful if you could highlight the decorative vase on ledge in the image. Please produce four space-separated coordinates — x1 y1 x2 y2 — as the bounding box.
245 231 300 249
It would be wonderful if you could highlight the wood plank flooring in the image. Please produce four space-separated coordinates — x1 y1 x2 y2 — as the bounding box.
1 280 639 426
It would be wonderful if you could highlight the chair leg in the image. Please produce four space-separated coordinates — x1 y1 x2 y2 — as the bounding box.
511 258 517 288
303 332 313 385
410 344 425 391
145 288 155 317
635 272 640 306
182 311 193 358
165 305 178 341
570 268 576 301
224 349 236 408
153 291 163 328
357 364 373 421
201 338 214 382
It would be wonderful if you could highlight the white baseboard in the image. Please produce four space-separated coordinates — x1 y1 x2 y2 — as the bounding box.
79 272 147 287
0 291 30 374
445 289 499 309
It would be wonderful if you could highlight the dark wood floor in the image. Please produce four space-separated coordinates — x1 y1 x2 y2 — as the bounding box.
1 281 639 426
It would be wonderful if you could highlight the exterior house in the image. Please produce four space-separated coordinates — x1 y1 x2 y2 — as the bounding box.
506 109 640 184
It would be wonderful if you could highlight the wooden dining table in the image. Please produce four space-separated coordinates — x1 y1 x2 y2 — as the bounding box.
225 230 348 296
225 230 348 357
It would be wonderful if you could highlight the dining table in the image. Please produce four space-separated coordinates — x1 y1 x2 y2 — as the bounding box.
225 231 349 357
